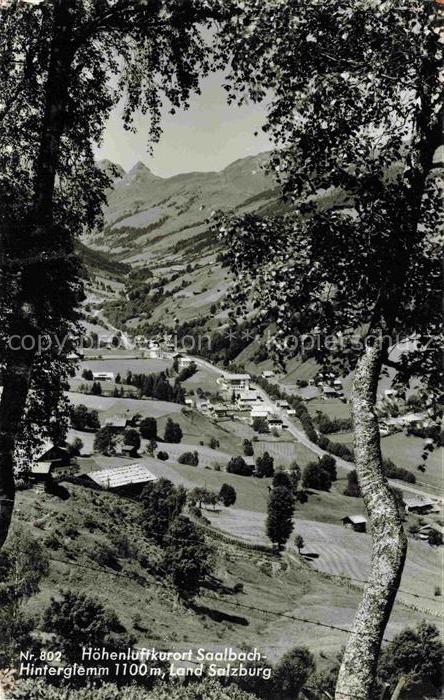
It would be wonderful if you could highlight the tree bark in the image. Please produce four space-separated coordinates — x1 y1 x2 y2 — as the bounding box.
335 341 407 700
0 0 76 548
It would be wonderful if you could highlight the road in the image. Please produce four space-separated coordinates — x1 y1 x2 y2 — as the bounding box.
188 355 442 503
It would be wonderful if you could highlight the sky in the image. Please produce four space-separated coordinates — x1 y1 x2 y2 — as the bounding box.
94 71 272 178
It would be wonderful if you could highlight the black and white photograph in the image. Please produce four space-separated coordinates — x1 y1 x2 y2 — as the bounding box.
0 1 442 698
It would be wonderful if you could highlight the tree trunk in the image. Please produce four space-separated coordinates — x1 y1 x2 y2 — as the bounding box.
0 0 76 548
390 677 408 700
335 342 407 700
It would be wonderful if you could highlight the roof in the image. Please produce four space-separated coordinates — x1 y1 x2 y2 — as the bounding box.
104 416 127 428
418 523 444 535
87 464 157 489
404 497 435 509
268 414 283 422
93 371 114 378
225 373 251 381
35 441 70 461
343 515 367 524
298 386 320 401
32 462 52 475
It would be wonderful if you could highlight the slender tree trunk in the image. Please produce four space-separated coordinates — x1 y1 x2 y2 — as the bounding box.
335 341 407 700
390 677 407 700
0 0 76 547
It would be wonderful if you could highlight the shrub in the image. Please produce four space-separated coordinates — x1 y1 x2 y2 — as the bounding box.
157 451 169 461
302 462 332 491
139 417 157 439
164 418 183 443
178 451 199 466
219 483 236 507
227 456 253 477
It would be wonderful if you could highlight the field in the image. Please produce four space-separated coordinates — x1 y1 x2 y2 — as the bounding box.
79 357 173 375
205 506 444 620
67 391 184 418
381 433 442 494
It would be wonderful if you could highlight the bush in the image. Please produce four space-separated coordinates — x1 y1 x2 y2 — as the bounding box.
164 418 183 443
252 417 269 433
178 451 199 466
255 451 274 478
219 483 236 507
272 647 316 698
302 461 332 491
382 458 416 483
123 428 141 451
157 451 169 461
227 456 253 477
139 417 157 439
243 439 254 456
344 470 361 497
209 437 220 449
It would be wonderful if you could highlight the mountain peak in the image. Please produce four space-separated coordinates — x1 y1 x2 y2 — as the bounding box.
97 159 125 179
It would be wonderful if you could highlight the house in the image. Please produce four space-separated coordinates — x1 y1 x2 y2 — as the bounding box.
298 386 320 402
237 390 259 410
85 464 157 495
184 397 194 408
276 400 290 410
92 372 114 382
120 445 139 458
268 414 284 431
334 379 343 389
342 515 367 533
250 407 269 420
323 386 338 398
30 442 77 483
178 356 195 370
262 370 275 379
35 442 71 467
196 398 210 413
416 523 444 541
218 373 251 393
404 497 436 515
103 416 127 433
211 403 229 418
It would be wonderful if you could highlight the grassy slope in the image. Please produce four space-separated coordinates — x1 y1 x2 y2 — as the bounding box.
15 482 439 667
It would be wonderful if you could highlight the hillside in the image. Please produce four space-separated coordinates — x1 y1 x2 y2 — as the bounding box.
86 153 278 265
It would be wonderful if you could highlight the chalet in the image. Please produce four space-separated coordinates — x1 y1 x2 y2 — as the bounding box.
211 404 229 418
85 464 157 496
416 523 444 541
237 390 260 410
219 373 251 393
120 445 139 458
30 443 78 483
250 407 269 420
268 414 284 431
404 497 436 515
342 515 367 533
334 379 343 389
262 370 275 379
298 386 320 402
196 398 210 413
103 416 127 433
92 371 114 382
184 397 194 408
323 386 338 398
178 356 195 370
276 400 290 410
35 443 71 466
